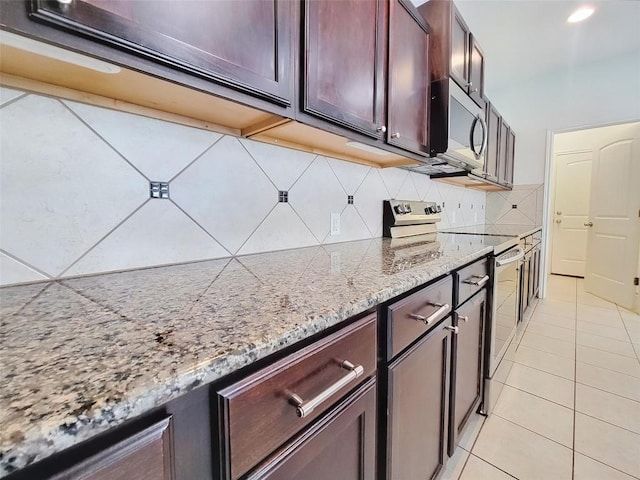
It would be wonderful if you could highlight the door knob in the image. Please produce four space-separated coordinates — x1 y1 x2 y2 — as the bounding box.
376 125 387 133
556 219 562 223
584 222 593 227
391 132 401 139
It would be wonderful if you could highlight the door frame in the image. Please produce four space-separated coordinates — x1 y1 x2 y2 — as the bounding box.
540 119 640 300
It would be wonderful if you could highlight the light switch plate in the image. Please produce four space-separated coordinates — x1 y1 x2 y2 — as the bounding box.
330 213 341 236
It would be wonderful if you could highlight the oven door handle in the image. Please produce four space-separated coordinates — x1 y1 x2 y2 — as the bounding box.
496 248 525 267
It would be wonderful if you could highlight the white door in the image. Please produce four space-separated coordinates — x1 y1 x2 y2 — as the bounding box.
585 122 640 311
551 150 592 276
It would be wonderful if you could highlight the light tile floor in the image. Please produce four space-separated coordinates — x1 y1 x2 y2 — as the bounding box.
442 275 640 480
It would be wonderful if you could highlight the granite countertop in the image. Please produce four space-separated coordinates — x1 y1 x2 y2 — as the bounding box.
0 235 493 477
440 224 542 237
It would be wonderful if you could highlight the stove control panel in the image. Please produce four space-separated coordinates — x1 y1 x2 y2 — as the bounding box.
383 200 443 238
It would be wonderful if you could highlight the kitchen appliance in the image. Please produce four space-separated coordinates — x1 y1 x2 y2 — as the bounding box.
483 242 525 414
440 233 523 415
383 200 442 238
402 79 487 177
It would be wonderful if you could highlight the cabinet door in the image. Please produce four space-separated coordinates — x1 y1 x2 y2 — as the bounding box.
533 248 541 298
388 0 430 156
468 35 485 108
498 119 510 184
485 103 500 181
49 418 174 480
29 0 294 105
449 291 486 455
303 0 386 137
248 379 376 480
506 128 516 185
449 8 470 91
387 320 451 480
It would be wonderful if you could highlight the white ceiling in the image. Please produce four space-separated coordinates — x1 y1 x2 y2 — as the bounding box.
420 0 640 95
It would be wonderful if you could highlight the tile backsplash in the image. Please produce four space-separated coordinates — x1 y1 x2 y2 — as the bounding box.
0 86 486 286
486 184 544 226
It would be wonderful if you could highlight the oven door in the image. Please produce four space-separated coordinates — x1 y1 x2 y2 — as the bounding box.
489 247 525 376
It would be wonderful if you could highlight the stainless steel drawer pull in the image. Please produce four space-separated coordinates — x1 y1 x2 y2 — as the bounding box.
458 315 469 323
288 360 364 418
444 325 459 334
463 274 490 287
409 303 451 325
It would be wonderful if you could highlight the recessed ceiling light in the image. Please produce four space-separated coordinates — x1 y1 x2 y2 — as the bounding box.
567 6 595 23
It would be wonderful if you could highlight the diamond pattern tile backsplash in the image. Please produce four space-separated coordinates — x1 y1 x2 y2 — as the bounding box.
0 87 487 286
485 184 544 227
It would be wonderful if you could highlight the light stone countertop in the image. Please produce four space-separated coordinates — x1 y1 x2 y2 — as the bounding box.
440 224 542 238
0 235 493 477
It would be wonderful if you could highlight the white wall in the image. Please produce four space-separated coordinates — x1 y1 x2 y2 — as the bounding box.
490 51 640 185
0 86 486 286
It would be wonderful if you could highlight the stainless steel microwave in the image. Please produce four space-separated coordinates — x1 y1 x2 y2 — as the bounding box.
429 78 487 172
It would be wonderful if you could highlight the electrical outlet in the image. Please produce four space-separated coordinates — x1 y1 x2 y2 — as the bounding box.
330 213 341 236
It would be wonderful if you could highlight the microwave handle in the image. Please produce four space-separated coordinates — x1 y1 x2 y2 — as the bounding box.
469 114 488 160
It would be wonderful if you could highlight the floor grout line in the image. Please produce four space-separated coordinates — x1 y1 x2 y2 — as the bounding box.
502 383 573 410
454 275 640 480
572 278 577 480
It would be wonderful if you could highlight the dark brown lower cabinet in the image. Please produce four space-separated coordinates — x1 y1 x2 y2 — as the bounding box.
247 378 377 480
49 417 174 480
387 319 452 480
448 291 486 455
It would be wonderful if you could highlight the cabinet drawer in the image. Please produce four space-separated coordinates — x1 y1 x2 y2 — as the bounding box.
216 313 377 480
49 417 174 480
387 276 453 359
456 257 489 307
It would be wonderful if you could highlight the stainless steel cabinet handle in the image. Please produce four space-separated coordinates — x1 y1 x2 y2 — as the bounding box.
444 325 459 334
288 360 364 418
496 247 525 266
463 274 490 287
391 132 401 139
377 125 387 133
458 315 469 323
584 222 593 227
409 303 451 325
471 88 479 93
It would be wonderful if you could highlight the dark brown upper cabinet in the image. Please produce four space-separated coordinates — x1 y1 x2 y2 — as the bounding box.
387 0 431 156
468 35 485 108
485 102 501 182
449 8 470 93
505 127 516 186
28 0 295 106
498 118 510 185
418 0 485 107
302 0 387 138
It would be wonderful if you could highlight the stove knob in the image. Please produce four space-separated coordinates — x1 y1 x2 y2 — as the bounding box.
436 205 442 213
394 204 405 214
404 203 412 213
